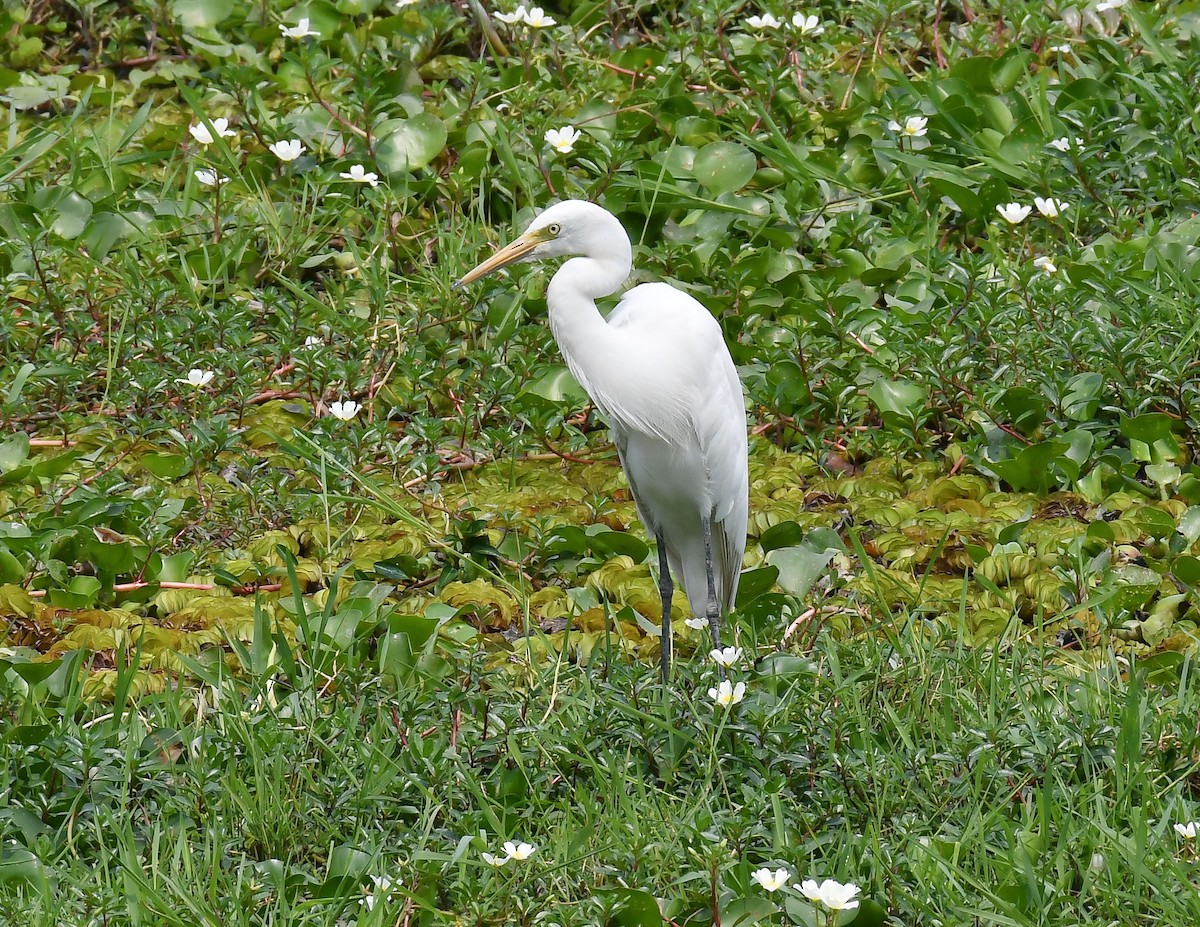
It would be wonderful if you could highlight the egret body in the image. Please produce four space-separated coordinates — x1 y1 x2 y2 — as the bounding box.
455 201 748 680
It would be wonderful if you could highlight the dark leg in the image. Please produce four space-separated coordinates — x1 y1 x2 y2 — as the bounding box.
701 515 723 649
656 530 673 684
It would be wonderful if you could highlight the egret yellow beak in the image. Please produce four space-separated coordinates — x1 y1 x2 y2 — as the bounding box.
453 230 544 289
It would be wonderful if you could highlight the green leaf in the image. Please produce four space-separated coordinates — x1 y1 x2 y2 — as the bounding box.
49 190 92 240
866 377 926 426
0 542 24 584
986 440 1070 494
589 528 650 563
47 574 102 608
1120 412 1177 446
0 847 50 896
603 887 664 926
375 114 447 173
760 520 805 553
171 0 235 28
765 544 835 598
994 386 1048 435
692 141 756 195
523 366 587 404
141 452 192 479
735 565 780 605
0 432 30 473
4 362 35 408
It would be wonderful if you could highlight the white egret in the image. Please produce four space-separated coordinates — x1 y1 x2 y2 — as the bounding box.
454 200 748 681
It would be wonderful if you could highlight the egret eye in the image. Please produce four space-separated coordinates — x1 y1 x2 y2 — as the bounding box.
547 223 561 235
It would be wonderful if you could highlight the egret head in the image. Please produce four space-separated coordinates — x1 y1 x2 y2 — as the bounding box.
453 200 629 289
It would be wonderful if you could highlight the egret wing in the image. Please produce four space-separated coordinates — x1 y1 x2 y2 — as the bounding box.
606 282 749 613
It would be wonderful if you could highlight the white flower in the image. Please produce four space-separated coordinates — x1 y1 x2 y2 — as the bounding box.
887 115 927 137
189 117 235 145
1048 136 1082 152
502 841 537 861
746 13 783 29
544 126 581 154
494 5 526 24
751 867 791 892
395 0 418 6
339 164 380 187
269 139 305 162
791 13 823 34
708 679 746 707
684 616 707 629
1050 43 1071 52
1033 256 1058 274
710 646 743 667
1096 0 1127 10
362 876 396 910
193 169 228 187
1174 822 1200 839
176 368 215 388
796 878 862 911
328 400 361 421
481 851 509 867
1034 196 1069 217
995 202 1032 224
522 6 555 26
280 17 320 38
304 336 323 348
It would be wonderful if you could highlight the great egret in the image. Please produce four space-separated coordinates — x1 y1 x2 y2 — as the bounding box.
454 200 748 681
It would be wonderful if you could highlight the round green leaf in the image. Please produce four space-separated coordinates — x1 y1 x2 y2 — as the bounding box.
375 114 447 173
692 141 756 195
170 0 235 29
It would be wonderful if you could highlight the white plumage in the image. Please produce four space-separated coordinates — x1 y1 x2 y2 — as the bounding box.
455 200 749 680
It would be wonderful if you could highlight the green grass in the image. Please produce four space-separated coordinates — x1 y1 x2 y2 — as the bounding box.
5 626 1200 925
4 0 1200 923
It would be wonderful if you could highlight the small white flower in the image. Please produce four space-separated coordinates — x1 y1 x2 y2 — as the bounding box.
684 616 707 630
362 876 396 910
193 169 228 187
796 878 862 911
1050 43 1071 52
328 399 361 421
502 841 537 861
395 0 418 6
522 6 555 26
751 867 791 892
176 368 215 388
189 117 235 145
280 17 320 38
1049 136 1075 152
304 336 323 348
481 852 509 867
1096 0 1127 11
710 646 743 667
494 5 526 24
791 13 823 34
1033 256 1058 274
1034 196 1069 218
708 679 746 707
269 139 306 162
887 115 928 137
996 202 1032 224
544 126 581 154
339 164 380 187
746 13 783 29
1174 822 1200 839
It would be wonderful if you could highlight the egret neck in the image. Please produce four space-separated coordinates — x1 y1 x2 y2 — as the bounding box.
546 247 631 393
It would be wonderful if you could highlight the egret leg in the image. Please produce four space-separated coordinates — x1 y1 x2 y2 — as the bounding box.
701 514 723 649
655 530 673 684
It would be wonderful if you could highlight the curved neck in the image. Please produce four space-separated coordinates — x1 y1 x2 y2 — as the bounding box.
546 252 630 385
